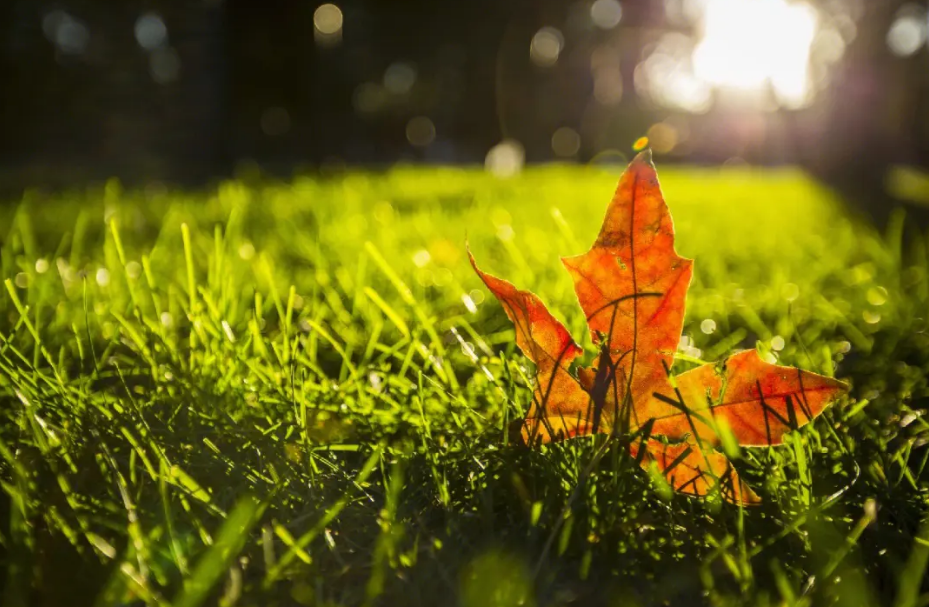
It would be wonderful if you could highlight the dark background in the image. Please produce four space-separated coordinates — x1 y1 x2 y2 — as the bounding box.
0 0 926 207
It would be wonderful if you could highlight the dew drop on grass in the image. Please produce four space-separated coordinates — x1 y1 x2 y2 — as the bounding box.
14 273 29 288
222 320 236 343
863 498 878 521
863 310 881 324
35 258 49 274
837 340 851 353
460 341 478 362
866 286 887 306
771 335 785 351
700 319 716 334
462 293 478 313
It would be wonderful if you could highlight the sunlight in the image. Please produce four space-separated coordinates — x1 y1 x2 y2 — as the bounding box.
692 0 818 108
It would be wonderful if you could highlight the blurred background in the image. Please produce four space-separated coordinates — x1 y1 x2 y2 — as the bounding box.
0 0 927 216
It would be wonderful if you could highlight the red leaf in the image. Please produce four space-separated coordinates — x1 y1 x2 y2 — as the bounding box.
469 152 848 504
649 349 848 447
562 152 693 405
631 438 761 505
468 249 593 442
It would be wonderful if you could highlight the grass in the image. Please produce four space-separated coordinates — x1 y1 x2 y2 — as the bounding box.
0 163 927 606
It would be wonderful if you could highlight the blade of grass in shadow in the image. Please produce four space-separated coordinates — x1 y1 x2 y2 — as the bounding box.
263 446 382 587
894 513 929 607
172 494 266 607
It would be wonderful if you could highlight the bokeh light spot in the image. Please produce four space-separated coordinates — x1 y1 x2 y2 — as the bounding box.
406 116 436 147
637 33 712 113
678 335 703 359
812 28 846 64
886 5 927 57
413 249 431 267
261 107 291 136
353 83 386 114
866 286 888 306
314 4 344 35
150 48 180 84
43 10 90 55
497 224 515 242
700 319 717 334
646 123 678 154
384 62 417 95
551 127 581 157
125 261 142 279
530 27 563 67
590 149 628 167
135 13 167 51
238 242 255 260
590 0 623 30
485 140 525 178
782 283 800 301
460 550 535 607
593 69 624 105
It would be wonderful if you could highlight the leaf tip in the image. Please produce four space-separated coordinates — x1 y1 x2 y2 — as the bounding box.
466 243 481 273
632 149 654 168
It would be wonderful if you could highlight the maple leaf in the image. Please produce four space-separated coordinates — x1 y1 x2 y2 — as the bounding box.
469 151 848 505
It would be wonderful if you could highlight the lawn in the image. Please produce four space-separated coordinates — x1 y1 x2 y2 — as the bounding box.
0 164 927 606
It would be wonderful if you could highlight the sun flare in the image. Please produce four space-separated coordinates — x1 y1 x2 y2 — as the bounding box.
692 0 818 107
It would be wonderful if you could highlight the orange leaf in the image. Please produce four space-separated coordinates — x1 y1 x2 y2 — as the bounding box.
468 250 593 442
562 152 693 410
469 151 848 504
630 438 761 505
648 349 848 447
